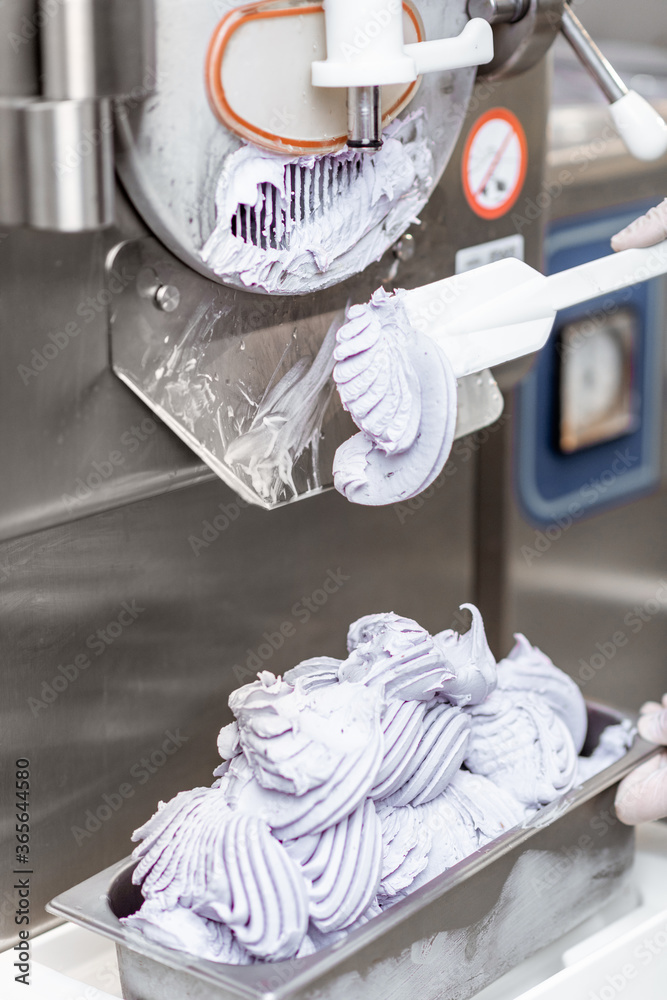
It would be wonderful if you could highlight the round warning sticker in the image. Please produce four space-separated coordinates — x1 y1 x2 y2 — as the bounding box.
462 108 528 220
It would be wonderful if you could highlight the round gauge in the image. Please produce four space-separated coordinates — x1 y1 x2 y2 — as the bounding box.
565 328 623 427
559 310 636 453
461 108 528 220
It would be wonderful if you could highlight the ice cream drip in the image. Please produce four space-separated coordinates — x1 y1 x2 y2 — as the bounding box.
123 604 633 966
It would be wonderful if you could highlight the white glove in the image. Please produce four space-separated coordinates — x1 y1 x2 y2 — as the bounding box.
611 198 667 251
615 695 667 825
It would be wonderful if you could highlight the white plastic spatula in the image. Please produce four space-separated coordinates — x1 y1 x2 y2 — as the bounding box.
403 239 667 377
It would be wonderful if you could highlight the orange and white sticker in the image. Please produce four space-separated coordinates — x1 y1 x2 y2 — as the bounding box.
462 108 528 220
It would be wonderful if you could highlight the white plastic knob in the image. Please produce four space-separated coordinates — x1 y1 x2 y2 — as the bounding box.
610 90 667 162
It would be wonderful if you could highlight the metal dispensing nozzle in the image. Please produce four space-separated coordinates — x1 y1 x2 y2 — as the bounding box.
347 87 383 150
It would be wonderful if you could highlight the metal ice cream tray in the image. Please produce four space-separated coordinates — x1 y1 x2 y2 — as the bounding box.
48 702 659 1000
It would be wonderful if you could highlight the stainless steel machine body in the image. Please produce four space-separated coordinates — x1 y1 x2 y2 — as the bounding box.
2 2 666 995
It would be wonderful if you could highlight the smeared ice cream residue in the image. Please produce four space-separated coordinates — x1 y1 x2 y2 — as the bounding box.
201 114 433 295
224 320 338 503
122 605 633 964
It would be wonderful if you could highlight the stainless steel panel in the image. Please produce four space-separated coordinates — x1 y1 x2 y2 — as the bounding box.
47 704 655 1000
24 98 115 230
0 98 33 226
41 0 155 101
0 210 212 543
0 0 39 97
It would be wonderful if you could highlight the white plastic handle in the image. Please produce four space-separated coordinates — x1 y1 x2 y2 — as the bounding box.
312 11 494 89
404 19 494 76
610 90 667 162
403 238 667 377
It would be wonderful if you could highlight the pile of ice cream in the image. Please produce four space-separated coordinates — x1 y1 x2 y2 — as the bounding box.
121 604 632 964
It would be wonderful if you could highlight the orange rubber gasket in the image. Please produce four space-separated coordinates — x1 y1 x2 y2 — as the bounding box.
461 107 529 221
205 0 423 154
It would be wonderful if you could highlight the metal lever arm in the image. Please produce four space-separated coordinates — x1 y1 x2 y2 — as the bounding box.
559 2 667 161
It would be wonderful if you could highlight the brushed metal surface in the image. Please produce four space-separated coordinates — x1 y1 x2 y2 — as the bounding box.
0 0 39 97
478 0 563 81
41 0 155 100
47 703 653 1000
24 98 115 231
0 98 33 226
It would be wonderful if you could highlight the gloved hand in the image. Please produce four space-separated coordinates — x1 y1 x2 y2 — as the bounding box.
615 695 667 825
611 197 667 251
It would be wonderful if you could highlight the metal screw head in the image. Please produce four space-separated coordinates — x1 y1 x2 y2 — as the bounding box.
154 284 180 313
393 233 416 262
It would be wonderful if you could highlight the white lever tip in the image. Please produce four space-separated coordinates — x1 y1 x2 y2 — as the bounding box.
610 90 667 162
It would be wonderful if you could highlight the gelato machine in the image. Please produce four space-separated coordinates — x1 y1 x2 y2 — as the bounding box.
1 0 667 997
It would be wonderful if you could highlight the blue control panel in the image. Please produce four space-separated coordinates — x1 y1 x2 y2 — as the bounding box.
515 203 664 525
